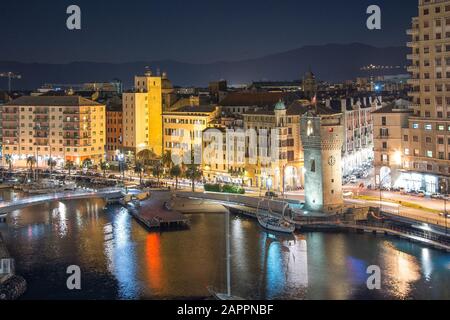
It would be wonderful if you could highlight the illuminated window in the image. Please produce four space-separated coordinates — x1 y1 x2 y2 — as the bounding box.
427 150 433 158
307 120 314 136
425 124 432 130
413 123 419 129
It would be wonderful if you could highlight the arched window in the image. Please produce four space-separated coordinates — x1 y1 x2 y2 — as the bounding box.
307 120 314 136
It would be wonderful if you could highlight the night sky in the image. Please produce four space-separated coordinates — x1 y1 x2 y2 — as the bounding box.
0 0 416 64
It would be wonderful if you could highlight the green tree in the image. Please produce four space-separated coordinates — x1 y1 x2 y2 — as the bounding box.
65 160 76 177
170 165 182 190
162 150 173 174
82 158 93 171
47 158 57 176
135 161 145 185
26 156 37 180
185 164 202 192
5 154 13 172
152 161 163 184
137 149 157 166
100 160 110 178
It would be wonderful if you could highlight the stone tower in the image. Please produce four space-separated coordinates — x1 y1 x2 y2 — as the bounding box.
300 110 344 214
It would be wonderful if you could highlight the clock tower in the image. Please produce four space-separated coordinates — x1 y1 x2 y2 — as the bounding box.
300 109 344 214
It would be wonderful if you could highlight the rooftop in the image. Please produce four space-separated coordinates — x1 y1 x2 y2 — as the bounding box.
4 95 103 107
219 92 288 107
164 105 217 114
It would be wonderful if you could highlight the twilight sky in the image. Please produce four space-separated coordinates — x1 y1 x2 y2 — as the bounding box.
0 0 416 64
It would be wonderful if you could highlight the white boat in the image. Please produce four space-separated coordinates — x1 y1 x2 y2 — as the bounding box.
208 210 245 300
256 199 296 234
257 214 296 233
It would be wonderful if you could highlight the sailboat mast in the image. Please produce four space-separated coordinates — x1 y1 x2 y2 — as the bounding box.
226 210 231 297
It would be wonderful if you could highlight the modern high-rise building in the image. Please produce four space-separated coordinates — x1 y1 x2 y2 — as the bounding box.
401 0 450 193
1 96 106 167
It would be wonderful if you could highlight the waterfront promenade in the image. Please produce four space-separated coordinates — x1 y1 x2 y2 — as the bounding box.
0 188 123 215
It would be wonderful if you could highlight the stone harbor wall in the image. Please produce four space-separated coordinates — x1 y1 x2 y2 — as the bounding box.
0 232 27 300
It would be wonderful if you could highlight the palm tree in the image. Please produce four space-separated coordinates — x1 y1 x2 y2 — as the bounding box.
4 154 13 172
65 160 76 177
170 165 182 190
162 150 173 174
152 161 163 184
185 163 203 192
135 161 145 185
100 160 110 178
26 156 37 181
137 149 157 166
82 158 93 172
47 158 57 177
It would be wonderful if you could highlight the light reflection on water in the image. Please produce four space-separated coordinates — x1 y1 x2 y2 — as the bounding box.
0 191 448 300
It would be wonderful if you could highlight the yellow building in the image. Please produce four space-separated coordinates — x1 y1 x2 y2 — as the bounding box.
1 95 106 167
122 70 174 158
242 101 305 191
163 106 220 164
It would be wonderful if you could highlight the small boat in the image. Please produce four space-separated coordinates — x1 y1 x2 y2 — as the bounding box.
256 199 296 234
257 214 296 233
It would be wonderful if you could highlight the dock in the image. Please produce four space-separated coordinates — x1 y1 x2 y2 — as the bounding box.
128 191 189 230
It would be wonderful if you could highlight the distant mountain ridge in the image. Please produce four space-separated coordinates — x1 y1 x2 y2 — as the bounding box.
0 43 408 90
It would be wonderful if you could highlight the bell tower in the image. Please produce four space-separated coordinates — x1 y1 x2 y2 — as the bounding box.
300 110 344 214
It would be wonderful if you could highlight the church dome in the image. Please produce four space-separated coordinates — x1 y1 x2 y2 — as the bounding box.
274 100 286 110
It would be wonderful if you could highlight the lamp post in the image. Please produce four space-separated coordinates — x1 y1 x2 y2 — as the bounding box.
378 173 391 214
441 185 448 235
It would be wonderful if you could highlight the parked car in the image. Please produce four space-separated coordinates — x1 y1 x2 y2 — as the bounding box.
265 191 279 198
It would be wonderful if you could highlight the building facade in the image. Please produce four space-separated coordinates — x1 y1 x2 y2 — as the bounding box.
402 0 450 193
106 101 123 161
163 106 220 163
1 96 106 168
122 70 173 159
373 100 413 188
326 96 383 176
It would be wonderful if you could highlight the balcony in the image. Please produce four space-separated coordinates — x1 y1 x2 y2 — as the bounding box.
2 133 18 138
406 29 418 36
406 42 418 48
407 65 419 72
407 54 419 60
2 109 18 114
34 126 50 131
34 117 49 122
63 110 90 115
33 110 49 115
2 118 18 122
64 126 81 131
407 78 420 85
33 134 49 138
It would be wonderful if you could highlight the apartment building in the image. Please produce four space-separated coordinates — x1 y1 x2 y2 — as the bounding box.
326 96 383 176
373 99 413 187
1 96 105 167
106 100 123 161
402 0 450 193
163 106 220 163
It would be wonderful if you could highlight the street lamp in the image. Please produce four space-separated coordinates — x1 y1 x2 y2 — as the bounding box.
441 185 448 235
378 173 391 214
